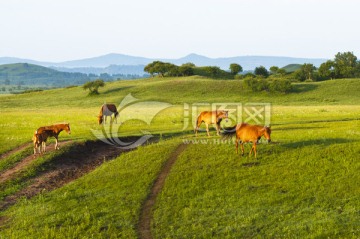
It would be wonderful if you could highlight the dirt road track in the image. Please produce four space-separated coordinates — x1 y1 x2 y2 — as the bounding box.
0 140 131 211
0 138 187 237
137 143 188 239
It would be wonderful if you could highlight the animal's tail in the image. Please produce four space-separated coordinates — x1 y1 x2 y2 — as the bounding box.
194 115 202 133
221 125 237 139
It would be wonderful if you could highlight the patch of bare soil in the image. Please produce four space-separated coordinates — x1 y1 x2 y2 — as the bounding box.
137 143 188 239
0 137 156 212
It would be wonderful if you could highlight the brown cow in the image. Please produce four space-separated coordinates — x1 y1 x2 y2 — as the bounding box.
98 104 119 124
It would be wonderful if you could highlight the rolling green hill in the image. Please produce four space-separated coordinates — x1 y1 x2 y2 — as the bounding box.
282 64 302 72
1 76 359 109
0 76 359 238
0 63 92 87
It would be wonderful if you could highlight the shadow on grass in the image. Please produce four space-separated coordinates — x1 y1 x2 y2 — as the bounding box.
103 86 134 95
291 83 318 93
282 138 358 149
242 162 260 167
275 126 325 131
278 118 360 126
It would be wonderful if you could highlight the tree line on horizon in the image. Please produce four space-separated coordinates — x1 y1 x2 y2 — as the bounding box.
143 51 360 81
142 51 359 94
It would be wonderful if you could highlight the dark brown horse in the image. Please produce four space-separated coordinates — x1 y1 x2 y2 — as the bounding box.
98 104 119 124
195 110 228 136
223 123 271 158
34 123 71 153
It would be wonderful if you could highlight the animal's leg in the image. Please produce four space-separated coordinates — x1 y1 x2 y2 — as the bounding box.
195 119 201 137
38 144 41 154
216 123 220 136
55 136 59 150
235 139 238 154
249 142 257 158
253 143 257 158
240 143 245 156
42 141 46 153
205 123 210 137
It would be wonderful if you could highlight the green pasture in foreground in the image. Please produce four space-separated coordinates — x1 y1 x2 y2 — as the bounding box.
0 140 181 238
154 120 360 238
0 76 360 238
1 116 359 238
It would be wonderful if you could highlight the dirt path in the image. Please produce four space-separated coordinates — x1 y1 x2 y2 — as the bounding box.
0 141 71 184
0 136 184 236
137 143 188 239
0 138 150 211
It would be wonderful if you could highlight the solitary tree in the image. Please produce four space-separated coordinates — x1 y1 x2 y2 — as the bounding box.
83 79 105 95
229 63 243 75
318 60 335 80
294 63 316 81
179 64 194 76
277 68 287 76
333 51 357 78
254 66 269 77
144 61 178 77
269 66 279 75
302 63 316 80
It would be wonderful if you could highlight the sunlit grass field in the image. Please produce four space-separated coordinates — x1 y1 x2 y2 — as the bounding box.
0 76 359 238
1 76 359 154
154 120 360 238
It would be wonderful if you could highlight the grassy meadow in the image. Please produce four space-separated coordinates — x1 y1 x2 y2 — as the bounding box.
0 76 359 238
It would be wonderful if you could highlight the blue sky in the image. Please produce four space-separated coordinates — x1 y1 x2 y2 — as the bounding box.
1 0 359 61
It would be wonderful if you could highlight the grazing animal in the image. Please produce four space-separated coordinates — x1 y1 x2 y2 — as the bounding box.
35 123 71 153
98 104 119 125
223 123 271 158
195 110 228 136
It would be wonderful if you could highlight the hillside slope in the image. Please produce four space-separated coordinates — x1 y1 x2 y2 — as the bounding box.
282 64 302 72
0 63 91 86
1 76 359 108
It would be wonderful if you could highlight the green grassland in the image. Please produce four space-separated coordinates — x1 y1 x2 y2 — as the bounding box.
0 76 360 238
0 76 359 154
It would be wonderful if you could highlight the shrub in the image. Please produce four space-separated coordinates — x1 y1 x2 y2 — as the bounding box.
83 79 105 95
244 78 292 93
269 79 292 93
243 78 269 92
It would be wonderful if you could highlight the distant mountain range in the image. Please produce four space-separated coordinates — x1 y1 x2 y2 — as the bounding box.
0 63 93 87
0 53 327 75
